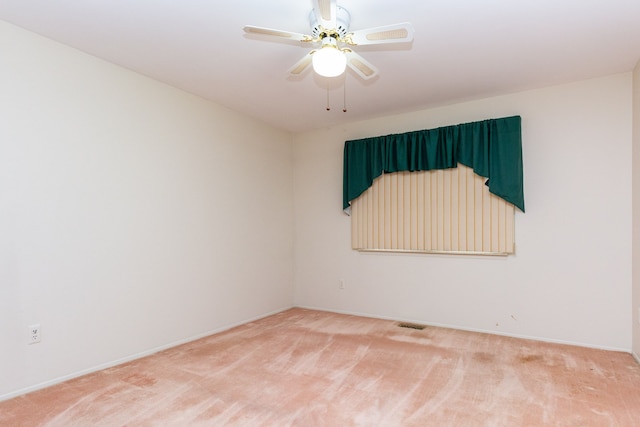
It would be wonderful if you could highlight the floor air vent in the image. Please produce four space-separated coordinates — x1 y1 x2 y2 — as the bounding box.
397 322 427 330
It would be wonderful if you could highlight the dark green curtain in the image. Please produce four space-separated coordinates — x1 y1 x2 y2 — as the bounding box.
343 115 524 212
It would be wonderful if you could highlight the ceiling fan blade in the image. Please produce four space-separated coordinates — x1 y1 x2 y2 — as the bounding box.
288 52 315 75
346 22 415 46
244 25 312 43
312 0 337 29
344 50 378 80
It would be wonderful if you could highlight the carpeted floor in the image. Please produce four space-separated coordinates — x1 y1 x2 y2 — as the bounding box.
2 308 640 426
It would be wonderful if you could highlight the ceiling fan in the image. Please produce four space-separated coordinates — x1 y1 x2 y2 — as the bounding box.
243 0 414 80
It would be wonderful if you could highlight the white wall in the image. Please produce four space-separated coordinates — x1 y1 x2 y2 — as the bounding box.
293 73 633 351
633 60 640 360
0 21 294 399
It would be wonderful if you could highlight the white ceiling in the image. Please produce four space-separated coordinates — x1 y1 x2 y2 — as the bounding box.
1 1 639 133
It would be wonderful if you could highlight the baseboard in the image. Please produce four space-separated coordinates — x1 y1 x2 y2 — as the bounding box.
633 351 640 365
295 305 631 354
0 306 293 402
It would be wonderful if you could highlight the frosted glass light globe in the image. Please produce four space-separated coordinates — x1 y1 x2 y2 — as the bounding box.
312 46 347 77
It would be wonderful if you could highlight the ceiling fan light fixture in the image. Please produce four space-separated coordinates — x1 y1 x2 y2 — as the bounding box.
244 0 415 82
312 37 346 77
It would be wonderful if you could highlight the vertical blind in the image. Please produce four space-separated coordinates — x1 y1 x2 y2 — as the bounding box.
351 165 515 254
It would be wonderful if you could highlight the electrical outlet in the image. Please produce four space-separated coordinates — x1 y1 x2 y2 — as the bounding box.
339 279 345 290
28 324 41 344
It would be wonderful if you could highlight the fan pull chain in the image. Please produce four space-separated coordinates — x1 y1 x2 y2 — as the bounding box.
343 76 347 112
325 77 348 112
326 88 330 111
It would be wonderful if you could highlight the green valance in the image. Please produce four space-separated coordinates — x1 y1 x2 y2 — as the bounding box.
343 115 525 212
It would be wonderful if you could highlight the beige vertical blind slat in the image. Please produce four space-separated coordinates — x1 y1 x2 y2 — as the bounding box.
466 166 476 251
474 173 484 252
403 172 412 249
425 171 433 251
416 172 425 251
450 168 459 252
458 165 467 251
351 164 515 255
442 169 451 251
410 172 419 250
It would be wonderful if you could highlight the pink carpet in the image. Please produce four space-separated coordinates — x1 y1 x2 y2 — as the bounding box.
2 308 639 426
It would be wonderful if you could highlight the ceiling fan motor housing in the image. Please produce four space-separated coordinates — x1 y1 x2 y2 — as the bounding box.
309 6 351 39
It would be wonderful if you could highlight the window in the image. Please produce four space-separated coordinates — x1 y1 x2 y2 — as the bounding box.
344 116 523 255
350 165 515 254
